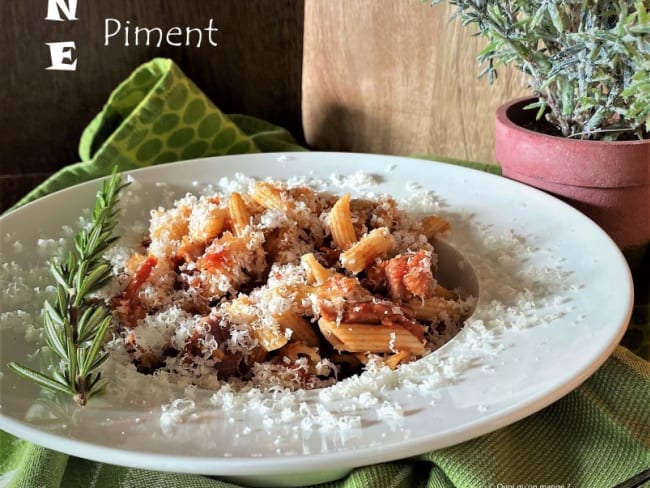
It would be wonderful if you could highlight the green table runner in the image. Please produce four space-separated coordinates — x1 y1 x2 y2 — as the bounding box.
2 58 649 488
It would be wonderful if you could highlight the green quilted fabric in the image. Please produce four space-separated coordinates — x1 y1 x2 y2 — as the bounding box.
1 58 649 488
12 58 305 209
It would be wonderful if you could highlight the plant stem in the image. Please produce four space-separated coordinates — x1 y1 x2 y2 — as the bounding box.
8 169 129 406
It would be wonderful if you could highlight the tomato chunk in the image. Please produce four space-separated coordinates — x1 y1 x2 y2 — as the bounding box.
123 255 158 302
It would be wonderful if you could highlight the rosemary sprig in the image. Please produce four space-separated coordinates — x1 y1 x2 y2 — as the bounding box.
9 169 129 406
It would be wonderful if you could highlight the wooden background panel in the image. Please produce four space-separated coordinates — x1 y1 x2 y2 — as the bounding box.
0 0 304 210
302 0 529 163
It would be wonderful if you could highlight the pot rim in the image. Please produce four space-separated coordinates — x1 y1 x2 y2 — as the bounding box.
496 96 650 147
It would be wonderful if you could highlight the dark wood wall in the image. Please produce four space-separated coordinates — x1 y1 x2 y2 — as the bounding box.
0 1 305 210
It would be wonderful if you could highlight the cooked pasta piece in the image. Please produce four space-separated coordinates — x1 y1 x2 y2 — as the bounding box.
318 318 425 355
328 193 357 250
432 284 457 299
196 231 265 298
189 204 228 243
407 295 468 323
301 253 333 284
420 214 450 239
148 203 192 257
228 192 251 236
251 182 290 211
251 325 288 352
340 227 395 274
279 342 321 365
383 350 414 370
274 310 320 347
317 319 345 348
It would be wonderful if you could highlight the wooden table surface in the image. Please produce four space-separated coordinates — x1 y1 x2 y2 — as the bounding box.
302 0 528 161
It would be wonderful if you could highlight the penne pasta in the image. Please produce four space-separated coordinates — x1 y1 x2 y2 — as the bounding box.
407 295 466 323
279 342 321 365
274 310 320 347
318 318 345 348
340 227 395 274
250 323 289 352
328 193 357 250
317 318 425 355
420 214 450 239
228 192 251 236
251 182 290 211
189 205 228 243
383 350 413 370
301 253 333 284
432 284 457 300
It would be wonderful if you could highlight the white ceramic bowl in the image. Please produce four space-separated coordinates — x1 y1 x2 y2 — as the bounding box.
0 153 632 486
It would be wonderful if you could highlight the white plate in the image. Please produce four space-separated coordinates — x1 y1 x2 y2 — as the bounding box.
0 152 633 487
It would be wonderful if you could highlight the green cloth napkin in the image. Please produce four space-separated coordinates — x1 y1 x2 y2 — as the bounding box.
12 58 304 209
2 58 649 488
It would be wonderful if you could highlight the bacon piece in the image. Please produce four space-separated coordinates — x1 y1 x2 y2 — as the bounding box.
342 300 415 325
385 255 408 301
322 275 373 302
362 262 387 293
320 299 416 327
371 251 435 302
403 251 434 299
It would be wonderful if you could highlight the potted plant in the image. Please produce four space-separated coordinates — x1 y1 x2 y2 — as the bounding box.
429 0 650 255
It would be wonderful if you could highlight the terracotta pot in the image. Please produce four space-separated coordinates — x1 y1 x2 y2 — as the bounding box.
495 96 650 251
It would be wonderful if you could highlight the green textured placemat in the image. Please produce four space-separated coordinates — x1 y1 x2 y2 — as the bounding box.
1 58 649 488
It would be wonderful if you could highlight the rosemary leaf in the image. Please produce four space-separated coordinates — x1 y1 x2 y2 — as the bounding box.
53 369 70 386
43 313 67 360
76 263 112 304
87 377 109 399
88 351 110 372
80 317 111 377
77 305 108 344
7 363 72 396
50 263 70 290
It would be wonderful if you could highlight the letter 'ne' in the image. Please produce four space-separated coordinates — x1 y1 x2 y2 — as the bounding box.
45 0 78 71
